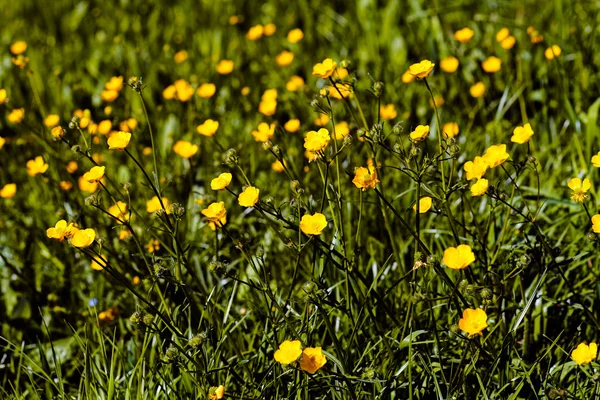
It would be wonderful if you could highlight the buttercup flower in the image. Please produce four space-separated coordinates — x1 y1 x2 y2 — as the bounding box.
44 114 60 127
440 56 459 73
71 229 95 248
470 179 489 197
0 89 6 104
27 156 49 176
274 340 302 365
314 114 330 127
470 82 486 98
216 60 234 75
146 196 172 213
211 173 232 191
59 181 73 191
454 27 474 43
272 159 286 173
10 41 27 55
402 70 415 84
101 89 119 102
51 126 65 139
0 136 5 149
208 385 225 400
252 122 276 142
173 50 188 63
352 166 379 191
259 98 277 116
8 108 25 124
511 123 534 144
108 201 128 223
572 342 597 365
108 131 131 150
410 125 430 142
105 76 123 91
332 121 350 140
173 140 198 159
408 60 435 79
463 158 488 180
568 178 591 203
458 308 488 337
263 23 276 36
412 196 432 213
304 128 330 153
0 183 16 199
246 24 264 40
300 213 327 235
591 214 600 233
312 58 337 79
79 176 99 193
482 56 502 73
443 244 475 270
545 45 562 60
238 186 260 207
380 104 397 120
500 36 516 50
284 119 301 133
83 166 106 183
496 28 510 42
91 255 107 271
97 120 113 135
47 220 78 241
591 152 600 168
276 51 294 67
299 347 327 374
197 83 216 99
442 122 459 139
197 119 219 137
287 28 304 43
286 75 305 92
202 201 227 223
482 144 509 168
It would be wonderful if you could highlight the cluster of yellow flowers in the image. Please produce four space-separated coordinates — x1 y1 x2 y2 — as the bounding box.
273 340 327 374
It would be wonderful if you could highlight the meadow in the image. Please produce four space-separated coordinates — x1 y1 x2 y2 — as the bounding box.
1 0 600 398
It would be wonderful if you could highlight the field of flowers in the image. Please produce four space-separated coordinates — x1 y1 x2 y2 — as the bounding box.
1 0 600 398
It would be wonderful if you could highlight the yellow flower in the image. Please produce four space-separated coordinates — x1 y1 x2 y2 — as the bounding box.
527 26 544 43
482 144 509 168
10 41 27 55
246 24 264 40
299 347 327 374
105 76 123 91
410 125 430 142
208 385 225 400
402 70 415 84
44 114 60 128
11 55 30 69
0 183 16 199
0 89 6 104
443 244 475 270
458 308 488 337
328 83 352 99
511 123 534 144
500 36 516 50
238 186 260 207
71 229 96 248
332 121 350 140
412 196 432 213
202 201 227 223
482 56 502 73
197 119 219 137
286 75 305 91
78 176 99 193
197 83 216 99
108 201 128 223
496 28 510 42
274 340 302 365
211 173 232 191
300 213 327 235
101 89 119 102
174 50 188 63
336 67 349 79
91 255 107 271
545 45 562 60
470 179 489 197
276 51 294 67
312 58 337 79
174 79 194 102
51 126 65 139
592 152 600 168
314 114 330 127
107 131 131 150
173 140 198 159
272 159 286 173
98 306 119 322
252 122 276 142
83 166 106 183
287 28 304 43
146 196 171 213
26 156 49 176
66 161 78 174
352 166 379 191
442 122 459 139
228 15 240 25
259 98 277 116
47 220 78 241
572 342 597 366
304 128 330 153
439 56 459 73
284 119 301 133
216 60 234 75
163 85 176 100
59 181 73 191
454 27 474 43
408 60 435 79
8 108 25 124
0 136 5 149
98 120 113 135
146 239 160 253
568 178 591 203
379 104 397 120
470 82 486 98
591 214 600 234
263 23 276 36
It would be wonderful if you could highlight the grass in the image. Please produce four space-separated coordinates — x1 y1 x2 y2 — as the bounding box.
1 0 600 398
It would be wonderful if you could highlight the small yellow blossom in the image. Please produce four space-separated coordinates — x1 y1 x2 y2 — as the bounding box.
454 28 474 43
66 161 78 174
568 178 591 203
71 229 96 248
592 152 600 168
276 51 294 67
101 89 119 102
0 89 6 104
173 140 198 159
470 179 489 197
91 255 107 271
163 85 176 100
304 128 330 153
8 108 25 124
458 308 488 337
482 144 509 168
246 24 264 40
442 122 459 139
44 114 60 127
216 60 234 75
410 125 430 142
274 340 302 365
312 58 337 79
107 131 131 150
0 183 17 199
10 41 27 55
78 176 100 193
252 122 276 142
412 196 432 213
202 201 227 223
259 98 277 116
0 136 5 149
108 201 128 223
464 157 488 181
511 123 534 144
545 45 562 60
284 119 301 133
440 56 459 73
287 28 304 43
51 126 65 139
238 186 260 207
500 36 516 50
59 181 73 191
496 28 510 42
300 213 327 235
352 166 379 191
83 166 106 183
572 342 597 365
47 220 78 241
97 120 112 135
174 50 188 63
482 56 502 73
470 82 486 98
105 76 123 91
208 385 225 400
26 156 49 176
379 104 397 120
592 214 600 233
332 121 350 140
402 70 415 84
299 347 327 374
314 113 330 127
408 60 435 79
197 119 219 137
211 173 232 191
272 159 286 173
286 75 305 91
443 244 475 270
197 83 216 99
146 196 171 213
263 23 276 36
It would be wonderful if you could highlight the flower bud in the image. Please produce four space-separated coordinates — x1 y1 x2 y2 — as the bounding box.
129 312 142 325
142 313 154 325
188 333 207 348
373 81 384 97
480 288 492 300
343 135 353 146
340 59 350 68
